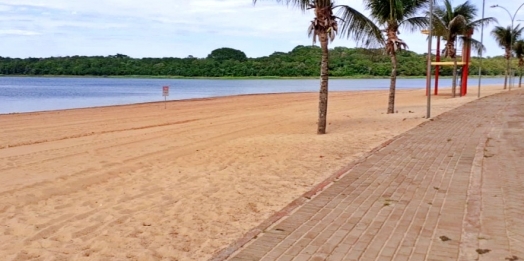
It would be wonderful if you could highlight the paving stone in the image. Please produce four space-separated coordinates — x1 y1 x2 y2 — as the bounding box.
224 90 524 261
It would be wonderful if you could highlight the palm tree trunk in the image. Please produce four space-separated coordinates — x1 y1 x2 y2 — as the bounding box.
504 56 510 89
452 56 458 98
317 32 329 135
385 21 402 114
519 68 522 88
388 53 397 114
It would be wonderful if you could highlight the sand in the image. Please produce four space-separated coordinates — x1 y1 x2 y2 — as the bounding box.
0 84 506 260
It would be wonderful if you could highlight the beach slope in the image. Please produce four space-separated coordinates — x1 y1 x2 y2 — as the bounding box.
0 85 503 260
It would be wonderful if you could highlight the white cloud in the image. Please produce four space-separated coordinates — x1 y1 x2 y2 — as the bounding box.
0 4 11 11
0 29 41 36
0 0 517 58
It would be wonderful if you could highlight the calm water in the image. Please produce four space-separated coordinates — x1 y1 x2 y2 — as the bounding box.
0 77 506 114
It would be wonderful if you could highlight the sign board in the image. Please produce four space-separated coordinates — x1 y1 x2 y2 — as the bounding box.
162 86 169 96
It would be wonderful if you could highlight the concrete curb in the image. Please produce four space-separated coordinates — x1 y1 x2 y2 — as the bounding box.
209 133 404 261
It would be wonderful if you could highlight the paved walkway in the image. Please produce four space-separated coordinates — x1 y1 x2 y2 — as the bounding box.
221 89 524 261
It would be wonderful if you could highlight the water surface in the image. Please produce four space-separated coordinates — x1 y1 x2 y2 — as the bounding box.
0 77 505 114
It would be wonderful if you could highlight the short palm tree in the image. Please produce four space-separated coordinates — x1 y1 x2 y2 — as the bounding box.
432 0 496 97
514 39 524 88
492 25 524 89
363 0 429 114
253 0 383 134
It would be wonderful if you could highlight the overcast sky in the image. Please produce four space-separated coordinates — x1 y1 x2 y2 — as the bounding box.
0 0 521 59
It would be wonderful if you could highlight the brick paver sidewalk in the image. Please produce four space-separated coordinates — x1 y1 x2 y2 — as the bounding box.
219 89 524 261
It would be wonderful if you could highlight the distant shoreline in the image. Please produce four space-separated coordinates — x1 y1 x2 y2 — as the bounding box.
0 74 506 80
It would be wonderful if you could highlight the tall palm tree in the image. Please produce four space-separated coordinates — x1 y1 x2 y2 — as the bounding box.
432 0 496 97
492 25 524 89
253 0 383 134
363 0 429 114
514 39 524 88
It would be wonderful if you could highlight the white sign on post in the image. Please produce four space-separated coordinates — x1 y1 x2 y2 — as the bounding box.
162 86 169 109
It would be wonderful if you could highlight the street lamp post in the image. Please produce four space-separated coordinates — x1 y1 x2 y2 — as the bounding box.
426 0 434 119
491 3 524 91
478 0 485 98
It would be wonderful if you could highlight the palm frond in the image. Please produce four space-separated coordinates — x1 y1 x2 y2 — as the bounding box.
399 16 429 33
437 0 479 25
433 6 446 21
402 0 430 18
363 0 390 24
453 0 476 22
252 0 310 11
491 26 512 47
308 21 318 44
364 0 431 24
492 25 524 48
443 0 454 24
514 40 524 66
514 40 524 57
460 36 485 56
428 12 448 37
513 25 524 42
337 5 384 48
448 15 467 35
467 17 497 31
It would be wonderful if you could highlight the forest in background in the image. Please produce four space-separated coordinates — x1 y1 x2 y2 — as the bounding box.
0 45 513 78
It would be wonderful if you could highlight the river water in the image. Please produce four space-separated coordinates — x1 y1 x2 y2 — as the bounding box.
0 77 505 114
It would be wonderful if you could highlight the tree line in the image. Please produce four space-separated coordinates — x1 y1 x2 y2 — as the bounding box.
0 0 513 134
0 46 509 78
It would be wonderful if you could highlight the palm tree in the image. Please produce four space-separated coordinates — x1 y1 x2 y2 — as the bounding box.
432 0 496 97
514 39 524 88
492 25 524 89
363 0 429 114
253 0 383 134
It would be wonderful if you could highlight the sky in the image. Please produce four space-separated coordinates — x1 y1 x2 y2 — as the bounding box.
0 0 521 59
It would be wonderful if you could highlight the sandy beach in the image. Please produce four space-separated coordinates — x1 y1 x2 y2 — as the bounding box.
0 85 505 260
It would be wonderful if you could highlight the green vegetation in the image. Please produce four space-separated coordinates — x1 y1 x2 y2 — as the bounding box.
0 46 509 78
206 47 247 63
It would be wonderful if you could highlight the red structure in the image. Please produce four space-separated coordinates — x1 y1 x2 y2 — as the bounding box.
460 29 473 96
425 30 472 97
